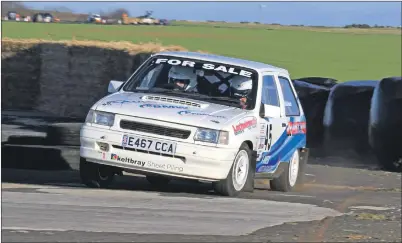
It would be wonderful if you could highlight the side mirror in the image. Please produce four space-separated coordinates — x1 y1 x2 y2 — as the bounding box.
108 80 124 94
260 104 281 118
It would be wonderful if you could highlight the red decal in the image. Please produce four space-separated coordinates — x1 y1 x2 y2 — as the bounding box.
233 117 257 135
286 122 306 135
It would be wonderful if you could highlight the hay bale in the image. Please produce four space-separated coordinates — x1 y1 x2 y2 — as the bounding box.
36 43 70 116
1 42 41 110
1 38 188 118
323 80 379 154
369 76 402 172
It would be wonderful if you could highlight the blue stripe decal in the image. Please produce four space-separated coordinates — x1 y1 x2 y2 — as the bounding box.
256 115 307 173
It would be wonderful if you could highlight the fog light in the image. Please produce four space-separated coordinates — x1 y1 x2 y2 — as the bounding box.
97 142 109 152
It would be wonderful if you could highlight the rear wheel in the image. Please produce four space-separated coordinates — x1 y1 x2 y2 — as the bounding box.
213 143 253 197
80 158 115 188
270 149 305 192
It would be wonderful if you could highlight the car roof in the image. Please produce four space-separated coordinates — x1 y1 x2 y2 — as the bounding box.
155 51 289 74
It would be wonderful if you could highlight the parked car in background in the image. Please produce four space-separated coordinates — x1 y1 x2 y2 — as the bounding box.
6 11 20 21
159 19 169 25
33 13 59 23
87 14 102 23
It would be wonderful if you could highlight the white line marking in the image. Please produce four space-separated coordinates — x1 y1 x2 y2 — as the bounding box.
349 206 395 211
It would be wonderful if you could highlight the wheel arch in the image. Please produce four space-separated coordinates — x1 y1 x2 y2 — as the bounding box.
243 140 254 150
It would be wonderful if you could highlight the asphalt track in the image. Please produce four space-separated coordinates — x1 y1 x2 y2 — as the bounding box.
2 164 401 242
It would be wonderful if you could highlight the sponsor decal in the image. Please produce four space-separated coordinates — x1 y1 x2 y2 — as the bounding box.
177 110 226 119
102 100 145 106
232 117 257 135
110 153 146 167
139 104 188 109
154 58 253 78
259 124 267 136
257 165 275 173
102 152 106 160
258 137 265 149
260 154 270 164
284 101 292 107
286 121 306 135
146 161 183 173
110 153 184 172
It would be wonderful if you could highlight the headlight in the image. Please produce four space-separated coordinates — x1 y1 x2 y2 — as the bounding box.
194 128 229 145
85 110 115 126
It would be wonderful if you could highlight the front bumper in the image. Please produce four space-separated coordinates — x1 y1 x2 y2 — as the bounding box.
80 125 238 181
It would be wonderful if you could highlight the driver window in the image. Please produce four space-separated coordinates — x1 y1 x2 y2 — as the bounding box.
138 64 163 88
262 75 280 107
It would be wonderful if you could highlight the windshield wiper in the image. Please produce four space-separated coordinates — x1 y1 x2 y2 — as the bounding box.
131 87 176 93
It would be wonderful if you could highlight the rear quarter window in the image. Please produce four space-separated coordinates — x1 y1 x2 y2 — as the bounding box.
278 76 300 116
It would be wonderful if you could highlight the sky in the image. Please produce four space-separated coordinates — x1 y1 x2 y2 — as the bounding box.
22 1 402 27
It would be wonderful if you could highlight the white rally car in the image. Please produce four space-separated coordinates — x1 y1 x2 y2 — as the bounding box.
79 51 309 196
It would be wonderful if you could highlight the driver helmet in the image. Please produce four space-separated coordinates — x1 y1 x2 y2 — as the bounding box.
229 76 253 98
168 66 197 91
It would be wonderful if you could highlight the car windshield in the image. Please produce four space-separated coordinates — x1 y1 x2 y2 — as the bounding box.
122 56 259 109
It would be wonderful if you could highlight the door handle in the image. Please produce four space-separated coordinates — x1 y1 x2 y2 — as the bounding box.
282 123 286 127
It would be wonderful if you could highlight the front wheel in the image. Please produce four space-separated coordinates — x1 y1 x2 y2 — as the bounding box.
270 149 305 192
213 143 253 197
80 158 115 188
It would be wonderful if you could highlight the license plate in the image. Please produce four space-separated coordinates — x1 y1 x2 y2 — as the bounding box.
121 134 176 155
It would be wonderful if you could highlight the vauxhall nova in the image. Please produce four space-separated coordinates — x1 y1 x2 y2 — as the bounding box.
79 51 309 196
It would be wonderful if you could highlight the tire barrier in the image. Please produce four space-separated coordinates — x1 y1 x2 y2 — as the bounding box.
293 77 338 88
323 80 379 154
293 80 331 148
369 76 402 172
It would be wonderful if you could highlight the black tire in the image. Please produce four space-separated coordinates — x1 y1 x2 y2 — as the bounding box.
270 149 305 192
376 151 402 172
294 77 338 88
46 122 83 146
213 143 254 197
146 175 171 188
79 158 115 188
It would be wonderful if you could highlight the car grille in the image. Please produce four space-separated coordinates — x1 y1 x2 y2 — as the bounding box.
120 120 191 139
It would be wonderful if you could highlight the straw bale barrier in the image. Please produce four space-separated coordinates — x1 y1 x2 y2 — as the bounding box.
1 38 187 118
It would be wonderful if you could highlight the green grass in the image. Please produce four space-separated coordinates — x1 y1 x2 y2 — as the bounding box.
2 21 401 81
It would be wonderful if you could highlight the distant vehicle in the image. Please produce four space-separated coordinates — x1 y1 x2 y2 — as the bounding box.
159 19 169 25
7 11 20 21
33 13 60 23
87 14 102 23
120 11 167 25
121 13 140 25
